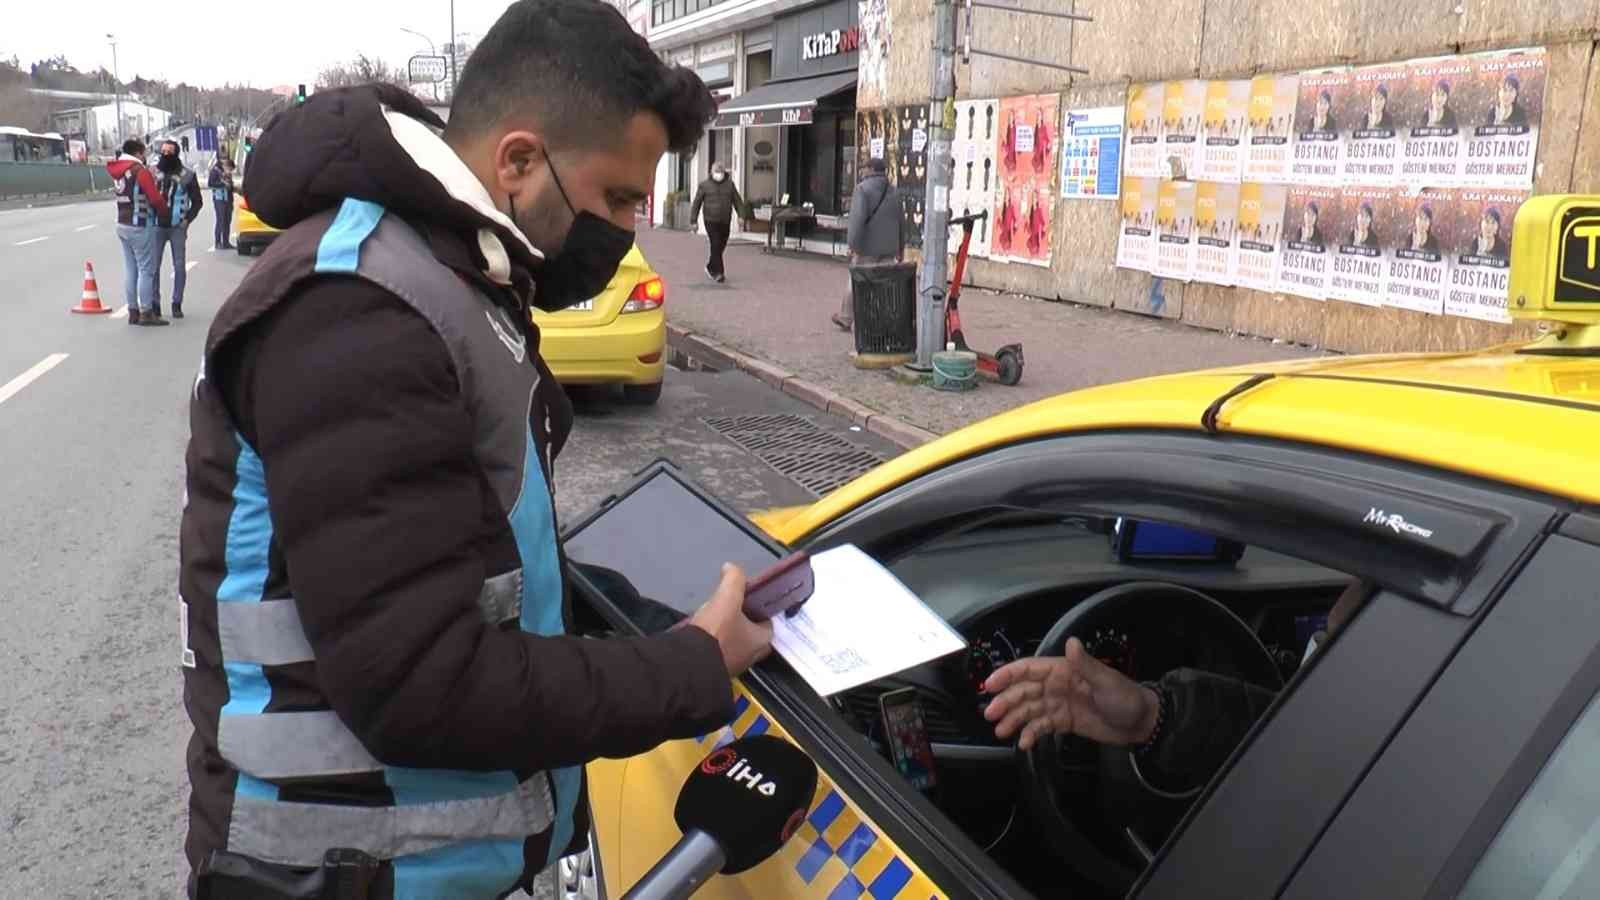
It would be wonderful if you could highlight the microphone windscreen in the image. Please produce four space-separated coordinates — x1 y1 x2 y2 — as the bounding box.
674 734 819 874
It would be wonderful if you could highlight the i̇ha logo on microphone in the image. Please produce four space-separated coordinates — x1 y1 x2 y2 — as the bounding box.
701 748 739 776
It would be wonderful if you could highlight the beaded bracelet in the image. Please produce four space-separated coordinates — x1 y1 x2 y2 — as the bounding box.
1134 681 1171 757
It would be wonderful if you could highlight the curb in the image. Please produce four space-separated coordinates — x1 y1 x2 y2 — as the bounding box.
666 323 940 451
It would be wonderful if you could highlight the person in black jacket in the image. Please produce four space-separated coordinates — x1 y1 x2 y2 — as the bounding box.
834 157 901 331
689 161 747 282
178 3 770 897
207 155 236 250
152 139 203 318
983 579 1371 792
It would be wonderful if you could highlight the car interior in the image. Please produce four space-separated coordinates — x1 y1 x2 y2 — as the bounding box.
835 508 1361 899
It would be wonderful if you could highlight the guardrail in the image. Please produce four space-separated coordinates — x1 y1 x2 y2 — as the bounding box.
0 161 110 201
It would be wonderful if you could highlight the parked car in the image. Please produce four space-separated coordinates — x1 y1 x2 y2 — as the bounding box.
532 243 666 404
231 190 281 256
570 312 1600 897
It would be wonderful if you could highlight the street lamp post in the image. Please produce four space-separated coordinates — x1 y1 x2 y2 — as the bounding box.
106 33 123 149
400 27 441 103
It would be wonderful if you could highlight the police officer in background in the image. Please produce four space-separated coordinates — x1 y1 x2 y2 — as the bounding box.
207 154 236 251
153 139 202 318
179 2 769 897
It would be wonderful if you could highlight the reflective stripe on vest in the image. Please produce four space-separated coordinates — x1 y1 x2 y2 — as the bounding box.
228 770 555 867
214 572 528 780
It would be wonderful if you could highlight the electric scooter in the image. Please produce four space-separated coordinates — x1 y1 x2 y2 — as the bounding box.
946 210 1024 386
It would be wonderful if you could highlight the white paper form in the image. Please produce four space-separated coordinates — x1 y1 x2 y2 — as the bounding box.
772 545 967 696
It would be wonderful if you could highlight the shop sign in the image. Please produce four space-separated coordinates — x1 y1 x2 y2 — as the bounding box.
801 26 859 61
715 106 814 128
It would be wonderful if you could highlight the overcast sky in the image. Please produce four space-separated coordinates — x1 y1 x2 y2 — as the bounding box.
3 1 524 90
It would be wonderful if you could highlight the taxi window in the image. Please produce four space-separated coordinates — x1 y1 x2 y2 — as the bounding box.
1459 688 1600 899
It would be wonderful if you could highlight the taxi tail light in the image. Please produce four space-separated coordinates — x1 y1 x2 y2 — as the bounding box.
621 276 664 313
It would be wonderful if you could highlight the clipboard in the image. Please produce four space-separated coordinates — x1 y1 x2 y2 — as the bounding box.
562 458 789 636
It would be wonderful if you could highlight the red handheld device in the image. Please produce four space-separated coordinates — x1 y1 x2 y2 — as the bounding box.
743 551 814 622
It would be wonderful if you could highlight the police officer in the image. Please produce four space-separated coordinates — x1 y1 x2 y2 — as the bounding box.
207 154 236 251
105 138 170 326
153 139 202 318
179 3 768 897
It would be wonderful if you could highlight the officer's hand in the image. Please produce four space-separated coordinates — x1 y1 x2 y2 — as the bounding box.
982 637 1158 751
687 563 773 676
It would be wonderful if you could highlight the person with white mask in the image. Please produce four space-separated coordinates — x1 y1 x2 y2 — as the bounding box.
689 161 748 282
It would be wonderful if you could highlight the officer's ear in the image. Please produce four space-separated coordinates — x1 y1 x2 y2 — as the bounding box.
493 130 547 197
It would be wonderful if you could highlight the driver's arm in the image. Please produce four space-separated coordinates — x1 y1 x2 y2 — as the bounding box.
986 579 1374 792
983 641 1273 793
1138 669 1276 792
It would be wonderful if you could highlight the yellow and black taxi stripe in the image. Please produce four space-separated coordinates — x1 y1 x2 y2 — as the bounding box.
697 684 947 900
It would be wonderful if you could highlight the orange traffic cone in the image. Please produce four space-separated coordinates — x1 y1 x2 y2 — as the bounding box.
71 261 112 315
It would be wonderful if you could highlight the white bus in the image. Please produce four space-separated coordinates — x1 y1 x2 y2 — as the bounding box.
0 127 70 164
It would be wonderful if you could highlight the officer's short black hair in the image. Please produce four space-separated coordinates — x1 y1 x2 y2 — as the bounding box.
446 0 717 154
122 138 145 157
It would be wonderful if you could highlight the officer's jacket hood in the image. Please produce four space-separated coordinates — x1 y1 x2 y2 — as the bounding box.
242 83 541 289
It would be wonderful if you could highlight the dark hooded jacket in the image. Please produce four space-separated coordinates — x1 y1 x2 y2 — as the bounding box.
179 84 733 898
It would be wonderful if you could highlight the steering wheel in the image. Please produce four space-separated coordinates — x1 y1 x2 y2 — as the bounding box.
1016 582 1283 893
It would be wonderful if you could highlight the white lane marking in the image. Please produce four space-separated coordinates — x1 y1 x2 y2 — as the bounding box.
186 261 198 272
14 236 49 246
0 354 70 407
75 224 96 232
111 306 129 319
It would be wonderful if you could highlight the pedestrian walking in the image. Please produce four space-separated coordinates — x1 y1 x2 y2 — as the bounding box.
688 161 747 283
180 2 770 897
106 138 170 327
834 157 902 331
153 140 203 319
208 154 236 250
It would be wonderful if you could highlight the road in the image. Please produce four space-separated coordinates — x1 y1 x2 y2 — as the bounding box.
0 197 897 896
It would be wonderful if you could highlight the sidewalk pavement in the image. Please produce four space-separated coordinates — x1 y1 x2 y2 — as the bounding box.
637 225 1321 440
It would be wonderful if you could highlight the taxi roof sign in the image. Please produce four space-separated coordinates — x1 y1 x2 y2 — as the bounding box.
1511 194 1600 325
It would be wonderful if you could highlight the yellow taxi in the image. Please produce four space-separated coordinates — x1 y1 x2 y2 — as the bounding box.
232 189 282 256
533 244 666 404
562 196 1600 899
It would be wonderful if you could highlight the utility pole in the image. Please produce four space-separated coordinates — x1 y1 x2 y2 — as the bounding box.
107 33 123 148
912 0 1091 372
912 0 958 370
448 0 458 100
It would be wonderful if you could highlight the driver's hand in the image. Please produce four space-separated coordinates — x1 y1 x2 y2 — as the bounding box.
983 637 1160 751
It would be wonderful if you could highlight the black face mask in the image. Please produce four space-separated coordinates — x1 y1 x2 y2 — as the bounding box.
527 159 634 311
158 154 182 174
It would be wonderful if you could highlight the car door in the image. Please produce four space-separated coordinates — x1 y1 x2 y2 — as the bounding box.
1275 514 1600 899
798 430 1561 898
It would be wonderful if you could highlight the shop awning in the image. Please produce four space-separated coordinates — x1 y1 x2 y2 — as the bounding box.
711 71 857 129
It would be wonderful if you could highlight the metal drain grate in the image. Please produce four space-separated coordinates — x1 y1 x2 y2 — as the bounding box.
703 414 886 497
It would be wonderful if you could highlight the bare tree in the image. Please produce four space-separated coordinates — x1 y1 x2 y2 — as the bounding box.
316 55 409 91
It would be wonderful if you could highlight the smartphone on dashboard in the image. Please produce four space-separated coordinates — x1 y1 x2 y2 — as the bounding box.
743 551 814 622
878 687 937 791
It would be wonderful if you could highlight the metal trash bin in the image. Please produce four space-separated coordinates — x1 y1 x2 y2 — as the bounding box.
849 262 917 357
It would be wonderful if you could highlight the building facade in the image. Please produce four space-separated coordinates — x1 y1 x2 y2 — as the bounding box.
646 0 858 235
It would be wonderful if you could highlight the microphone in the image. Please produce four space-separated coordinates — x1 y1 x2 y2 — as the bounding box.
620 734 819 900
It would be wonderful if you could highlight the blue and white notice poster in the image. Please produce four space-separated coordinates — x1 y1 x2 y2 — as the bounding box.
1060 106 1123 199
